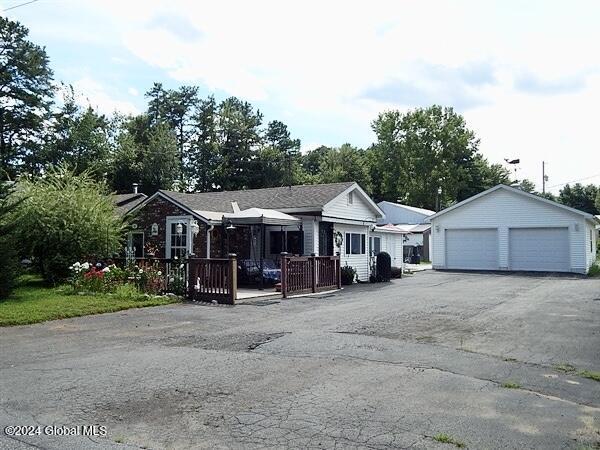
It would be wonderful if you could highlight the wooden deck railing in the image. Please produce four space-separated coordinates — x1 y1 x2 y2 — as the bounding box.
280 253 341 298
188 254 237 304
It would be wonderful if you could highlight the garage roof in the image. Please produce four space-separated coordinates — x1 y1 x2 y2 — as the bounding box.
428 184 599 223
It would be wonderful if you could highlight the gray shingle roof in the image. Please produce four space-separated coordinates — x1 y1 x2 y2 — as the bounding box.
113 193 147 216
160 182 356 213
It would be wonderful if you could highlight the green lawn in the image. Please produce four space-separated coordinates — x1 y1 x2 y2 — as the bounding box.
0 275 179 327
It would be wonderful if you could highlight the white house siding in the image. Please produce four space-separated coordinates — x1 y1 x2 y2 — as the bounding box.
377 201 433 225
300 217 319 255
372 231 404 268
431 188 589 273
334 222 371 281
324 189 378 223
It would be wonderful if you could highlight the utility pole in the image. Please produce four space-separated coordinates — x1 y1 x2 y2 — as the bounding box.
542 161 547 194
542 161 548 194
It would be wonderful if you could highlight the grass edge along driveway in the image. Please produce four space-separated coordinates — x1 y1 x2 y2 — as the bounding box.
0 275 179 327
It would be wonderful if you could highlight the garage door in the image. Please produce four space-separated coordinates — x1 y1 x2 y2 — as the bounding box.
445 228 498 270
509 227 569 272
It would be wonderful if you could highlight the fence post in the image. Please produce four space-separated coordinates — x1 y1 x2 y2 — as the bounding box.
310 253 317 293
280 252 288 298
336 252 341 289
228 253 237 305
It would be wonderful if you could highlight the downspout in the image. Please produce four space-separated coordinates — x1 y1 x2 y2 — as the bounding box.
206 224 214 258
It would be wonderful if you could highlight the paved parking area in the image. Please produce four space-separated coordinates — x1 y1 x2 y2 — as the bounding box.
1 271 599 449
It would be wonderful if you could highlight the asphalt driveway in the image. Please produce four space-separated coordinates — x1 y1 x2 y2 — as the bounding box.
1 271 599 449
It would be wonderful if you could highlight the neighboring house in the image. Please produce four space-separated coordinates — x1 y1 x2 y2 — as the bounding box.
370 224 407 269
126 182 384 281
429 184 599 274
377 201 435 261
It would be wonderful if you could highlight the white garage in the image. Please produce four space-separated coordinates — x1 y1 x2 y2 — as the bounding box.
429 185 599 274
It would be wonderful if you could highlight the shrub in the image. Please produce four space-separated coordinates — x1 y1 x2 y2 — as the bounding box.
0 182 21 299
13 166 126 284
376 252 392 282
341 265 356 285
589 262 600 278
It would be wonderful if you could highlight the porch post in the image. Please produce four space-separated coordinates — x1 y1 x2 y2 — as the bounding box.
259 223 265 290
228 253 237 305
220 223 226 257
280 252 288 298
299 222 304 256
310 253 317 293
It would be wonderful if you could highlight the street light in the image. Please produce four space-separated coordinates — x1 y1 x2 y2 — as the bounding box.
436 186 442 212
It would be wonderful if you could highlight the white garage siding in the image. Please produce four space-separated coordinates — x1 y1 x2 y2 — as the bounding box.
509 228 569 271
431 187 593 273
445 229 498 270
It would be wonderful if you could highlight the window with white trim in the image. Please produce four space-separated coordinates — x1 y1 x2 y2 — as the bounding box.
369 236 381 255
345 232 366 255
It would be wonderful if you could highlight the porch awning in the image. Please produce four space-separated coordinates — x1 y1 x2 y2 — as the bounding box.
223 207 300 226
223 208 300 226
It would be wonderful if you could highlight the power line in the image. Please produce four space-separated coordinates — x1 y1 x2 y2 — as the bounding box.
547 172 600 189
3 0 39 11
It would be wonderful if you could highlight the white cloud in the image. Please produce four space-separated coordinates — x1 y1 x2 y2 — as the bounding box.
72 77 139 116
34 0 600 190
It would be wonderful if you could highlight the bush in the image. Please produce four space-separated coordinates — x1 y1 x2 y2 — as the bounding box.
341 265 356 285
13 167 126 284
376 252 392 282
0 183 20 299
589 262 600 278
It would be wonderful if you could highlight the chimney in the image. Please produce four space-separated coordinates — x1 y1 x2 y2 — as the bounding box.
132 183 139 194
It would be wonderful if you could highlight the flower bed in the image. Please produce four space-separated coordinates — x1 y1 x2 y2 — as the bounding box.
69 260 182 296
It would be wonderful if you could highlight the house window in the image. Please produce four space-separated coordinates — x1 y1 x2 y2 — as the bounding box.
127 232 144 258
169 221 188 259
347 191 354 205
345 232 366 255
370 236 381 255
270 231 302 255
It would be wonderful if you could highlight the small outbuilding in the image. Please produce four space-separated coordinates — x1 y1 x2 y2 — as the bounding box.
429 184 598 274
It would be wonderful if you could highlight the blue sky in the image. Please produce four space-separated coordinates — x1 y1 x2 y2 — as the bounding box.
4 0 600 193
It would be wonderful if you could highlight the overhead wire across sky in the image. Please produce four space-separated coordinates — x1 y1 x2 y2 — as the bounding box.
3 0 39 12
